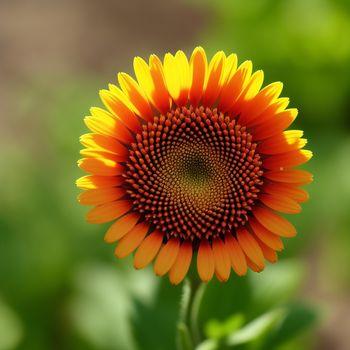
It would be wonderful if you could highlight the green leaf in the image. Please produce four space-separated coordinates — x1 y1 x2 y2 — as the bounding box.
205 313 245 340
199 274 251 329
226 308 287 346
249 260 304 312
261 303 319 349
195 339 219 350
0 298 23 350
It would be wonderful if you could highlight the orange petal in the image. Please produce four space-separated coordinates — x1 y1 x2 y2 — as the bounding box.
86 200 132 224
78 187 125 206
257 130 307 155
189 47 207 106
78 158 124 176
169 241 193 285
246 257 264 272
247 97 290 128
202 51 225 107
87 107 135 143
257 239 278 263
117 72 154 122
229 70 264 117
259 193 301 214
239 82 283 126
249 217 284 251
80 133 129 156
80 149 127 163
225 234 247 276
115 222 149 258
99 89 141 133
212 238 231 282
253 206 296 237
263 183 309 203
133 230 164 269
154 238 180 276
221 53 238 85
262 150 313 170
264 169 313 185
76 175 124 190
197 240 215 282
253 109 298 140
236 228 264 269
149 55 172 113
104 212 141 243
219 60 252 112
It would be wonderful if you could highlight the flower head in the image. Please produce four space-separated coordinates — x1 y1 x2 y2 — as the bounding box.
77 47 312 284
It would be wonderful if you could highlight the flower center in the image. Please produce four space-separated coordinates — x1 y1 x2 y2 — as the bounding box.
180 153 212 186
125 106 263 242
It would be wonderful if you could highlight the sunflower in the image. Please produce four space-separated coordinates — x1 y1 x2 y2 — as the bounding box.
77 47 312 284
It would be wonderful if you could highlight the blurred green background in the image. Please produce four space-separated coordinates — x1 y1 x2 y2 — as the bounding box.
1 0 350 349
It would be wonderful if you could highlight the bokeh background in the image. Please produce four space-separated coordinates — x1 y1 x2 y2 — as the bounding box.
1 0 350 349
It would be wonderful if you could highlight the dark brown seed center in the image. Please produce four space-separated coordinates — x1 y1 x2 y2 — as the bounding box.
125 106 263 242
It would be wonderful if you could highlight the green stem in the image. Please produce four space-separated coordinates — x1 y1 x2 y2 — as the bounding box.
177 276 207 350
190 281 206 346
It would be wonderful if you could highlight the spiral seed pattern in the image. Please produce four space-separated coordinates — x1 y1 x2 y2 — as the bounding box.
125 106 263 242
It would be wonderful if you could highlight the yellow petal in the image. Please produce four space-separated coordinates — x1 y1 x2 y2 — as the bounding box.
78 158 124 176
189 47 207 106
76 175 124 190
219 60 252 112
117 72 154 122
98 89 141 133
134 55 170 114
202 51 225 107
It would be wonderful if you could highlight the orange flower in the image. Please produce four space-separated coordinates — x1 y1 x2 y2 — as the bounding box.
77 47 312 284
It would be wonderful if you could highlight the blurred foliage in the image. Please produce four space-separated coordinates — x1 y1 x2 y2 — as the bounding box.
1 0 350 349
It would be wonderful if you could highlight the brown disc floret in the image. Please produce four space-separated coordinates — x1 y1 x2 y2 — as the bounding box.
125 105 263 243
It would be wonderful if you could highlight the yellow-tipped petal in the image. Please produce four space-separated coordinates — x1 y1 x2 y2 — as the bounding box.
189 47 207 106
117 72 154 121
134 55 170 114
76 175 123 190
98 89 141 133
219 60 252 112
202 51 226 107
